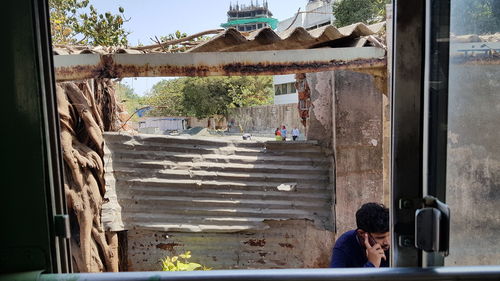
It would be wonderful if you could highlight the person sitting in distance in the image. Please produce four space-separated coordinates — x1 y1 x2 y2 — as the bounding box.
242 133 252 140
330 202 390 268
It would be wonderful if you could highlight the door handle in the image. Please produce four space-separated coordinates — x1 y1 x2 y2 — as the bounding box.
415 196 450 256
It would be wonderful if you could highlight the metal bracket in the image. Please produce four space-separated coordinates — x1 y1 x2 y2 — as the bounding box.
54 214 71 239
415 196 450 256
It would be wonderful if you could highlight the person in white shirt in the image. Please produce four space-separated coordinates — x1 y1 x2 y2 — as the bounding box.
292 128 300 141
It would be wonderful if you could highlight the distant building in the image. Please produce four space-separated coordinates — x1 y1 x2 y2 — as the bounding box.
274 74 298 105
221 0 278 32
277 0 333 32
273 0 334 105
138 117 188 134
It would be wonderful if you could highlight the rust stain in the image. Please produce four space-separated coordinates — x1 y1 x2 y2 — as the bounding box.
156 242 182 251
244 239 266 247
311 249 330 268
221 58 386 76
56 56 386 81
54 65 100 82
100 54 117 78
278 243 294 248
270 259 287 266
54 54 115 81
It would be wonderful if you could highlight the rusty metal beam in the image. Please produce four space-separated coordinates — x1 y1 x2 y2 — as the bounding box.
54 47 386 81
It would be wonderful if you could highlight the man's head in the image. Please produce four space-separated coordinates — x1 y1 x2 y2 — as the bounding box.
356 202 390 251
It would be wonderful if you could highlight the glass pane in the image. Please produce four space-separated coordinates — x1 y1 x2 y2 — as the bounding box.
281 84 288 94
275 85 281 95
446 0 500 266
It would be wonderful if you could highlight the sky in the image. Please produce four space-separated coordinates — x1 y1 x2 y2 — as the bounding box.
89 0 308 96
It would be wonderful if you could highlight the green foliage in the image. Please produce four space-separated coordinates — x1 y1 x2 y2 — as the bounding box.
333 0 387 27
182 77 235 118
144 78 188 116
160 251 211 271
145 76 273 119
49 0 129 46
115 82 144 122
451 0 500 35
227 76 274 108
158 30 207 53
161 30 188 42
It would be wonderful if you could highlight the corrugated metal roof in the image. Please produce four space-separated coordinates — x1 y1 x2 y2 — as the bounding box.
52 22 387 81
52 22 385 55
189 22 385 53
451 33 500 43
102 132 333 233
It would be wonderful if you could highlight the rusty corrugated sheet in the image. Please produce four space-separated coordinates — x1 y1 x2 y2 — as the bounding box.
52 22 387 81
188 22 385 52
127 220 334 270
102 132 333 234
52 22 385 56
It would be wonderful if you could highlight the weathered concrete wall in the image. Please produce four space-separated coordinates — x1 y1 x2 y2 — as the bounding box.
445 64 500 265
306 72 334 147
333 70 384 236
305 70 385 236
187 116 226 130
228 104 304 135
127 220 334 271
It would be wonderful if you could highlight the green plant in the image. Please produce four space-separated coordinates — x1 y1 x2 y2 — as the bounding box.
49 0 129 46
160 251 211 271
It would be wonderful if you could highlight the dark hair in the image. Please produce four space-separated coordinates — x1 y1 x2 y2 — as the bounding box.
356 202 389 233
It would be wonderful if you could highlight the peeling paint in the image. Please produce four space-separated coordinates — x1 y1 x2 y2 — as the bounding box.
277 183 296 191
127 220 334 270
278 243 294 249
244 239 266 247
156 243 181 251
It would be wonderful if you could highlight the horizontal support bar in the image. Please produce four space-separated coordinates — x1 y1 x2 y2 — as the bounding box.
53 48 386 81
38 266 500 281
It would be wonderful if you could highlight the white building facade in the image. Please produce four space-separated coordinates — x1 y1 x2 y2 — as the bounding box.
273 0 334 105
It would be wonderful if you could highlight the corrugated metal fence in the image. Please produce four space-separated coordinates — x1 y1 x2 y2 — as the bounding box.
102 132 334 269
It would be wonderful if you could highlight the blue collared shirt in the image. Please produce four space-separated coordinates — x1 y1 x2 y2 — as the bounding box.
330 229 390 268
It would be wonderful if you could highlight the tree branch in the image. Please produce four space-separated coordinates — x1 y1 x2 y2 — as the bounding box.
132 29 224 50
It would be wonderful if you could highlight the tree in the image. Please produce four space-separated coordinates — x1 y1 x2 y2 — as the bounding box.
115 82 145 121
144 78 188 116
49 0 129 46
182 77 234 118
333 0 387 27
226 76 274 108
145 76 273 119
451 0 500 35
157 30 208 53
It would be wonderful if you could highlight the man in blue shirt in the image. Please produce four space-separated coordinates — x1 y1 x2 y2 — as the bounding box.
330 203 390 268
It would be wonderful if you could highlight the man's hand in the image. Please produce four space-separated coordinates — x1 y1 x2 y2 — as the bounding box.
364 233 386 267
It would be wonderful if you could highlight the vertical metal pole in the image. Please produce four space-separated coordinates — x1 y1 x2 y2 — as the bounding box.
0 0 69 273
33 0 73 272
422 0 450 267
391 0 426 267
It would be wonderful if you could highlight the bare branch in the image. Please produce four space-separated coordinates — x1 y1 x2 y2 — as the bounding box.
132 29 224 50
